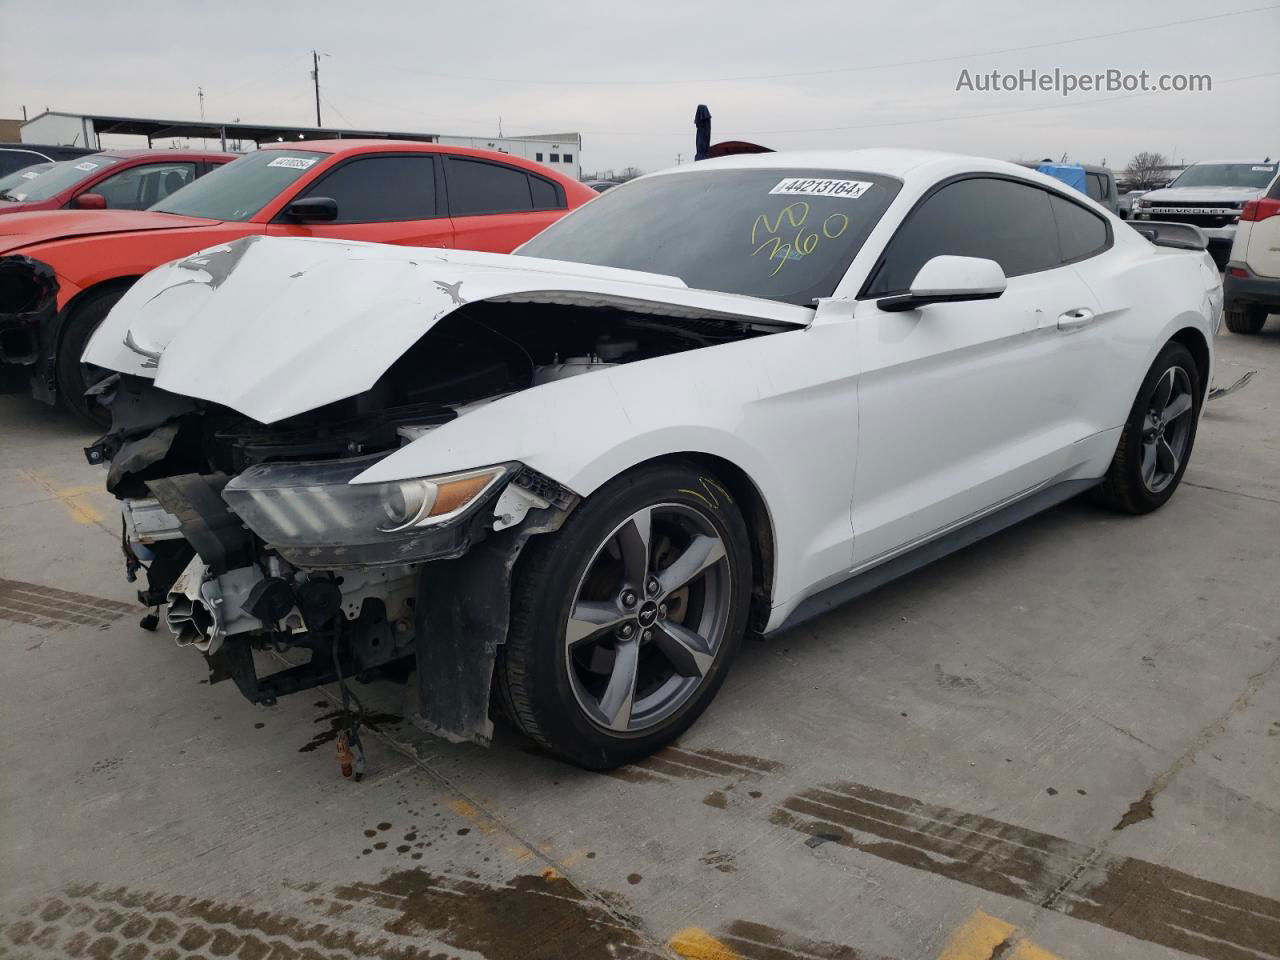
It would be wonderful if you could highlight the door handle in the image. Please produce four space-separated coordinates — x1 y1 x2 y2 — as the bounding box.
1057 307 1094 330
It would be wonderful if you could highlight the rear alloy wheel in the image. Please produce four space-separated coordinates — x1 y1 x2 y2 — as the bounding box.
1095 342 1202 514
1224 302 1268 335
499 462 752 769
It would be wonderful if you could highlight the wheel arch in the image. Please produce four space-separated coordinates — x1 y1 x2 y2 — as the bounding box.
35 275 141 404
603 451 778 635
1168 325 1211 400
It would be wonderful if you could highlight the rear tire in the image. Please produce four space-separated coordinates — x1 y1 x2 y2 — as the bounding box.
56 286 126 427
1224 302 1267 335
1094 342 1202 515
498 461 752 769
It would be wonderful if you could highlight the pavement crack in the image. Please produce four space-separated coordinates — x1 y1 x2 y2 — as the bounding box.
1181 480 1280 505
1110 651 1280 832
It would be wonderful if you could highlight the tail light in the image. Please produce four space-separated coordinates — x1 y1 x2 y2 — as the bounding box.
1227 267 1249 278
1239 198 1280 222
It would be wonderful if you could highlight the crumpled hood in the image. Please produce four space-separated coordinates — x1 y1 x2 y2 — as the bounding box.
85 234 811 423
0 209 219 255
1139 185 1263 205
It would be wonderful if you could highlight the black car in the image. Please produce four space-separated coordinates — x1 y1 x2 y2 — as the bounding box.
0 143 97 178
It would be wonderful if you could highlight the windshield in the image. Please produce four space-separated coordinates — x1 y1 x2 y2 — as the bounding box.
0 154 119 203
0 162 54 199
1169 163 1277 189
151 150 325 221
518 168 901 305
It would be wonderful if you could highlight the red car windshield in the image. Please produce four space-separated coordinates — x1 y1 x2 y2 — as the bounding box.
151 150 325 221
0 154 119 203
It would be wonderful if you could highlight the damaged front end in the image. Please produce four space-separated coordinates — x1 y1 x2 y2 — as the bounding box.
85 235 801 747
0 255 58 393
98 372 577 745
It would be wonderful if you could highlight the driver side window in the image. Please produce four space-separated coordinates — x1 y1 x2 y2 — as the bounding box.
867 177 1061 295
88 163 196 210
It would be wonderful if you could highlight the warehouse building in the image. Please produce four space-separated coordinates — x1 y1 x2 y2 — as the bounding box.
19 111 582 180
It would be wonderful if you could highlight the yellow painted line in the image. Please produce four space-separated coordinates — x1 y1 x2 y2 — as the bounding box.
20 471 108 528
669 927 741 960
938 910 1016 960
938 910 1064 960
1011 941 1063 960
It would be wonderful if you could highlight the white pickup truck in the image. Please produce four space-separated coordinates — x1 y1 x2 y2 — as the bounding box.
1132 160 1277 269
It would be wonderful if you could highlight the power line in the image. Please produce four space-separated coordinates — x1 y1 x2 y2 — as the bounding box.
379 4 1279 87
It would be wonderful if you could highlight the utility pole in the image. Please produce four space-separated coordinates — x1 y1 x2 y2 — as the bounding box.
198 87 206 149
676 153 682 165
311 50 322 127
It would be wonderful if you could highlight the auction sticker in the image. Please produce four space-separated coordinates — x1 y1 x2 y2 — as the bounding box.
1252 165 1275 172
770 177 873 199
268 156 317 170
74 161 100 171
20 170 40 179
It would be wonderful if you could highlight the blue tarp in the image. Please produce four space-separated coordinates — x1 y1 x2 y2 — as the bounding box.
1036 162 1087 194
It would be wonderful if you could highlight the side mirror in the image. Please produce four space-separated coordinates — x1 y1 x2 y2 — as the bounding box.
284 196 338 222
877 255 1007 313
72 193 107 210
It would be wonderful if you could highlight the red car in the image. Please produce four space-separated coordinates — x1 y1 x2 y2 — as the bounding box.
0 149 232 215
0 140 596 422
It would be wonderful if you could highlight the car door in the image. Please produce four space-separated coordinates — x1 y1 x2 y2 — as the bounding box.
269 153 452 248
443 155 568 252
849 175 1100 570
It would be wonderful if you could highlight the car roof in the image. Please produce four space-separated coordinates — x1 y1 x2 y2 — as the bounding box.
646 148 1077 188
253 139 577 177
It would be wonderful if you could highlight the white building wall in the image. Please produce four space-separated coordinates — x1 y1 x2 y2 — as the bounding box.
20 113 98 148
436 135 581 180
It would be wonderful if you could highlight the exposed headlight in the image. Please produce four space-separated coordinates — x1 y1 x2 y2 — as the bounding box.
222 455 510 566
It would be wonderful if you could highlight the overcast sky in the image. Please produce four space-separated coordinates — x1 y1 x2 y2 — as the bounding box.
2 0 1276 174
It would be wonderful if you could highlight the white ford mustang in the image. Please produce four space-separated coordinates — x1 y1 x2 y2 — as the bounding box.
85 149 1222 769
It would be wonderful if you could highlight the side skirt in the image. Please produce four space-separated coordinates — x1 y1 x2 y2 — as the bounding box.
772 478 1101 634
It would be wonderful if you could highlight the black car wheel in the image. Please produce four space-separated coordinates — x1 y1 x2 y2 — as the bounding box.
1094 341 1202 514
497 461 753 769
55 286 127 427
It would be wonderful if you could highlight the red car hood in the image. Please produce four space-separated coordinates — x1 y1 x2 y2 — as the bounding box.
0 210 222 256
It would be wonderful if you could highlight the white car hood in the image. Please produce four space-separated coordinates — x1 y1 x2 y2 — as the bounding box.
1140 185 1263 203
86 235 811 423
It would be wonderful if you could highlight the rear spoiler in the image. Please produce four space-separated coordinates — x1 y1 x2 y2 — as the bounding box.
1128 220 1209 251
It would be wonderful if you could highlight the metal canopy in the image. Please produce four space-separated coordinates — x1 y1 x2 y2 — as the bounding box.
36 112 439 149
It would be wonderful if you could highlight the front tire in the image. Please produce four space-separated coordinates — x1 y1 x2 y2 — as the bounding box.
56 286 127 427
1095 342 1202 514
498 462 752 769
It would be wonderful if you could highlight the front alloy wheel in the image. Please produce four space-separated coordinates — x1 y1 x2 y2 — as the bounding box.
565 503 731 733
499 462 752 769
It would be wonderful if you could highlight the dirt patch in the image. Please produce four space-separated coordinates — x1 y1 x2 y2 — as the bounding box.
604 745 782 785
2 871 664 960
770 779 1280 960
332 868 653 959
0 578 135 631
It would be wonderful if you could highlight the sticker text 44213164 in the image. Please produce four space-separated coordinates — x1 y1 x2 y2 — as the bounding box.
769 178 873 198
